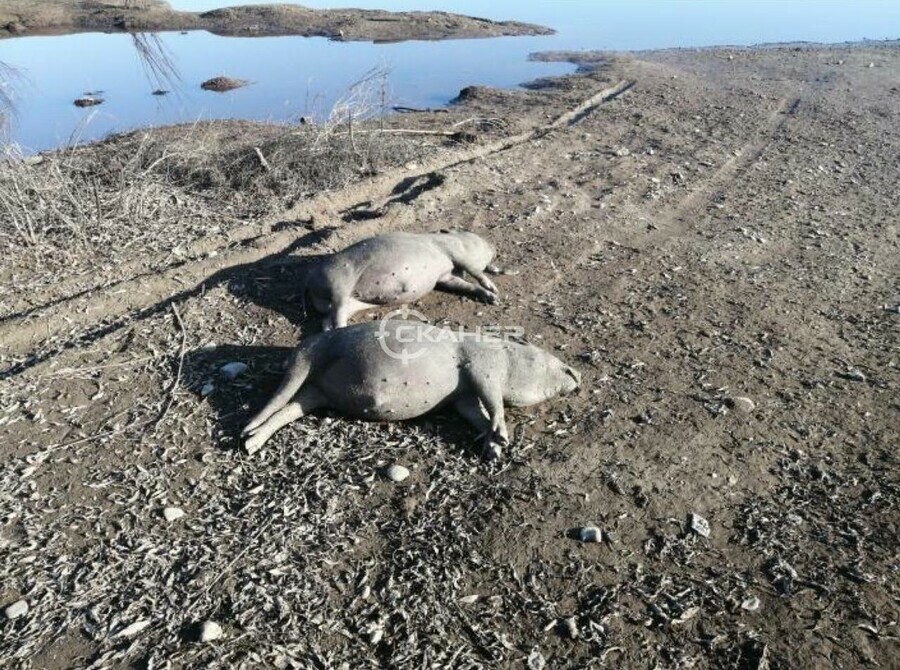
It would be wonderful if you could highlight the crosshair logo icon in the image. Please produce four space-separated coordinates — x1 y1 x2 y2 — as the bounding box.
376 305 430 365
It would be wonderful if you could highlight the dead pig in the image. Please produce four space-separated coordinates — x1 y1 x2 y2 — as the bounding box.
305 231 507 330
242 320 581 458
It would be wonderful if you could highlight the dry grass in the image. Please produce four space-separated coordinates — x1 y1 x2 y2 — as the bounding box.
0 69 437 298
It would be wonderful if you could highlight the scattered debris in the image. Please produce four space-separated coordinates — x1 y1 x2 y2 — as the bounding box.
113 619 151 639
560 616 579 639
689 513 711 538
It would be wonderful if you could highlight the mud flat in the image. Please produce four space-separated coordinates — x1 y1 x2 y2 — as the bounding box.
0 0 553 41
0 40 898 669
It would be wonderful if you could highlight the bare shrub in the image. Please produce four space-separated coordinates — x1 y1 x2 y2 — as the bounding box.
0 67 437 290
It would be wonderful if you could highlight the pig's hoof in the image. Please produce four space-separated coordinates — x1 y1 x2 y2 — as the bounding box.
482 290 499 305
482 440 503 461
244 435 264 455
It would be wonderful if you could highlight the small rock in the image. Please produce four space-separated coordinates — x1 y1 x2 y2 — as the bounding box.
527 650 546 670
162 507 185 522
614 147 630 157
201 76 249 92
741 596 761 611
867 62 874 68
368 626 384 645
578 526 602 543
727 396 756 413
384 464 410 482
200 382 215 397
689 513 711 538
220 362 248 380
841 369 867 383
74 97 103 108
3 599 28 620
198 620 223 642
459 594 480 604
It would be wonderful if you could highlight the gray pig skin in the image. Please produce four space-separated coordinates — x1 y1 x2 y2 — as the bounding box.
305 231 501 330
242 320 581 458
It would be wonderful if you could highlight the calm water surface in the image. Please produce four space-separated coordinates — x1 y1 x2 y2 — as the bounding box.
1 1 898 151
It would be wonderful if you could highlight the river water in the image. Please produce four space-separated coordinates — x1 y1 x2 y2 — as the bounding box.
1 0 897 151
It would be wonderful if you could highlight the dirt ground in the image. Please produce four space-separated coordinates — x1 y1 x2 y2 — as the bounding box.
1 40 898 669
0 0 551 41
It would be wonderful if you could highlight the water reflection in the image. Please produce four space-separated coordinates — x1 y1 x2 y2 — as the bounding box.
1 0 898 151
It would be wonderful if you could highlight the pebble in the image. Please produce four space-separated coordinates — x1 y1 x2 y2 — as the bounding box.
200 382 215 397
384 464 410 482
199 620 224 642
220 362 248 380
162 507 185 522
459 594 480 604
727 396 756 413
741 596 761 611
689 513 711 538
578 526 603 543
4 599 28 620
843 369 867 382
527 650 546 670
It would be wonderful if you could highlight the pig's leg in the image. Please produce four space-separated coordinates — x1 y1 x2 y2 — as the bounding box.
436 273 497 304
455 259 499 293
324 297 373 330
463 368 509 460
244 386 325 455
243 348 314 436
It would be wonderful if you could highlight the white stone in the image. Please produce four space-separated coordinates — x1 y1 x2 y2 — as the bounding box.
4 599 28 620
384 464 410 482
689 513 711 538
728 396 756 413
162 507 185 522
220 362 248 380
578 526 602 543
741 596 761 611
199 620 224 642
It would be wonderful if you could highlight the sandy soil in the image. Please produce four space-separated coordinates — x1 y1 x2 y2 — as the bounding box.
0 41 898 669
0 0 552 41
